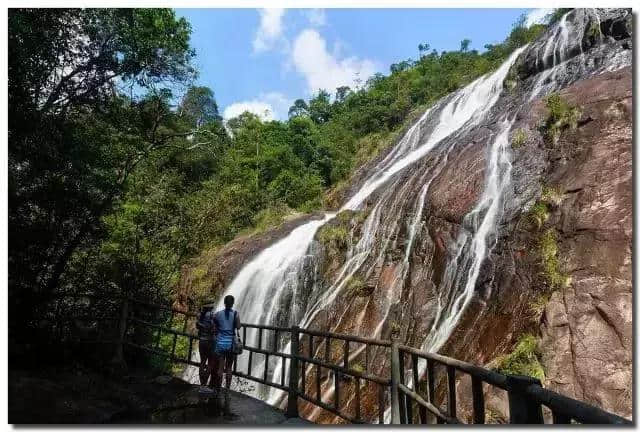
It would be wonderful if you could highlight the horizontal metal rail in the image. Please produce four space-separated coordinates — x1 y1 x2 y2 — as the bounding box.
396 344 631 425
298 327 392 348
52 294 631 425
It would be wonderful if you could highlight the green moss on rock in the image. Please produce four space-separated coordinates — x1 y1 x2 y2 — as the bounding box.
541 93 582 145
494 334 545 381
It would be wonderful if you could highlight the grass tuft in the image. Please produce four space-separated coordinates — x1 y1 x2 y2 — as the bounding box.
541 93 582 145
528 202 549 229
494 334 545 381
539 229 571 289
541 185 564 207
511 128 528 149
317 224 349 252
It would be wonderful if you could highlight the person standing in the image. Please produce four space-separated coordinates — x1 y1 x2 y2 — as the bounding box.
210 295 241 392
195 301 216 386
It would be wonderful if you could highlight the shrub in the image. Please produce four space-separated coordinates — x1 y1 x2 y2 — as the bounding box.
317 224 350 251
511 128 527 149
351 362 365 374
389 321 401 337
529 292 552 318
541 93 582 145
539 229 571 289
587 21 601 39
494 334 545 380
528 202 549 229
345 275 373 297
541 185 564 207
252 202 294 233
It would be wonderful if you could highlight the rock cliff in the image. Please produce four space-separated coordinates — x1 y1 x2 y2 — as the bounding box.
176 8 632 422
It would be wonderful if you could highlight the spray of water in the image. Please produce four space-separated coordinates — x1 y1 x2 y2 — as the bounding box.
182 8 619 422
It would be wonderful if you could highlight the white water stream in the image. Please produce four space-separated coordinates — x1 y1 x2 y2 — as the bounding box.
182 8 618 422
183 44 526 399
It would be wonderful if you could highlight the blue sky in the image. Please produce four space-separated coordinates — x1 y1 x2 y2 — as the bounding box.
175 8 542 121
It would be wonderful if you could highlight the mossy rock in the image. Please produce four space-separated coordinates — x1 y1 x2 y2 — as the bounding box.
493 334 545 381
540 93 582 145
345 276 374 297
511 128 527 149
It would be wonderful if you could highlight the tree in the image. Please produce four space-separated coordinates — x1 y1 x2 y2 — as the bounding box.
288 99 309 118
418 42 431 58
179 86 221 128
335 86 351 103
8 8 197 333
460 38 471 52
308 90 332 124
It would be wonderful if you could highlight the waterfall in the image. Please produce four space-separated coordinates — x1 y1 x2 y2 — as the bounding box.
181 8 624 422
182 44 525 397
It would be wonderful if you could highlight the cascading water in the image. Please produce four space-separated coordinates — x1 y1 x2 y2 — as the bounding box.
182 8 629 423
182 44 525 396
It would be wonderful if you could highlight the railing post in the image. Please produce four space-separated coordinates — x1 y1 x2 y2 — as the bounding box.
506 375 544 424
390 339 402 424
112 296 129 368
286 326 300 418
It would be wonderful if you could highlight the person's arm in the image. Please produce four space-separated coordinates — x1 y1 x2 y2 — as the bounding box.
234 311 241 330
211 312 217 337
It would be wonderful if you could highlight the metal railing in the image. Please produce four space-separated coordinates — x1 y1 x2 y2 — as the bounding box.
52 294 632 425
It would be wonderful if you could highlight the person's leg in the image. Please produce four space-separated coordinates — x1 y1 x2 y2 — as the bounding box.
198 340 210 386
210 351 223 390
224 353 234 389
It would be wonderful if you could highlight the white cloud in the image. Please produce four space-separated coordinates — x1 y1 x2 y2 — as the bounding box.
223 92 293 122
292 29 377 95
525 8 554 27
224 101 274 122
305 9 326 27
253 8 286 53
261 92 294 120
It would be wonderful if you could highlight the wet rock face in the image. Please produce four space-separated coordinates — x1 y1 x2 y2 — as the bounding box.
179 9 632 423
517 8 632 81
535 67 632 419
449 66 632 421
173 212 324 309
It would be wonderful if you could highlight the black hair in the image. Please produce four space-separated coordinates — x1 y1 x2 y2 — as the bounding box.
199 306 213 321
224 295 234 319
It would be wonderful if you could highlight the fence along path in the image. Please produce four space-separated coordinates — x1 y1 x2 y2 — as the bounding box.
52 294 631 425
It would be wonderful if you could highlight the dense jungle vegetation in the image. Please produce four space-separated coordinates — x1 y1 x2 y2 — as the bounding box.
8 8 549 359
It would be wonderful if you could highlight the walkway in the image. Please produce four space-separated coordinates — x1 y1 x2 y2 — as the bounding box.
152 386 311 425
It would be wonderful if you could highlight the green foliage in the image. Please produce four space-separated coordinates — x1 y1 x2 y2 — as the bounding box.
252 202 295 233
345 276 372 297
587 21 602 39
179 86 221 127
350 361 365 374
494 334 545 380
529 292 552 318
389 321 402 337
539 229 571 289
511 128 528 149
547 9 573 25
317 225 350 253
528 202 549 229
8 8 554 362
541 185 564 206
541 93 582 145
8 8 197 335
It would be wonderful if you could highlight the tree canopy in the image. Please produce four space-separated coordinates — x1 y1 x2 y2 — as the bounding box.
8 8 548 356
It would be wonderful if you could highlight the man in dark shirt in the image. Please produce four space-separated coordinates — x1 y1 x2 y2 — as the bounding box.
196 300 216 386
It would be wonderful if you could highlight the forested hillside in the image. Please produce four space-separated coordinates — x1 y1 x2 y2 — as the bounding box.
8 8 548 356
